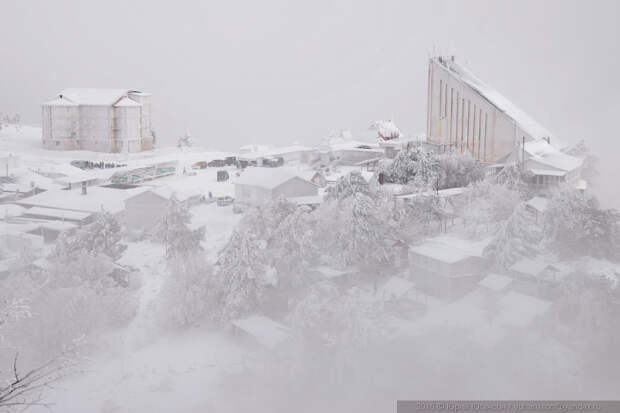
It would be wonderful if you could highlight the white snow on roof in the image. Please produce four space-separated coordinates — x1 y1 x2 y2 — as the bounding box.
114 96 142 107
0 204 27 218
509 258 556 276
56 88 131 106
17 186 146 213
35 220 78 232
235 167 311 189
525 196 549 213
231 315 291 349
479 273 513 292
435 57 559 146
23 206 92 221
524 140 582 172
380 276 415 300
409 235 490 264
42 95 78 106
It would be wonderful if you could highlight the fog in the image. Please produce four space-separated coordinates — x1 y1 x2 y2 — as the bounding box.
1 2 620 412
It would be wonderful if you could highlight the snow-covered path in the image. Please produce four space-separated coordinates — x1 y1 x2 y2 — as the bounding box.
33 232 246 412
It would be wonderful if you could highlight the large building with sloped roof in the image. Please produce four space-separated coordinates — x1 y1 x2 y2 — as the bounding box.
426 55 561 164
41 88 153 152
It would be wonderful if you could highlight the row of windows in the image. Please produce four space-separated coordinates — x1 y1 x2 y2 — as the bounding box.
438 79 489 162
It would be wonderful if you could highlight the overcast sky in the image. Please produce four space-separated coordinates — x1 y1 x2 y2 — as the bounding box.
1 0 618 201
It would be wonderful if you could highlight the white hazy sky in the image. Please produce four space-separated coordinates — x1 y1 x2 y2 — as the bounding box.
1 0 619 202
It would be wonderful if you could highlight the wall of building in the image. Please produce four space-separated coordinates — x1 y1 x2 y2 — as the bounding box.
272 177 318 199
113 105 142 153
78 105 114 152
41 105 80 150
235 184 273 205
128 92 153 150
123 191 168 232
427 58 518 163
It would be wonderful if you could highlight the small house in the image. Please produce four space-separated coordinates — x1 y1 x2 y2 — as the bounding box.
409 235 491 300
234 167 318 206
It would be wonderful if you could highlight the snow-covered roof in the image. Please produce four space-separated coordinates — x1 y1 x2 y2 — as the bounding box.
525 196 549 213
510 258 557 277
409 235 490 264
237 145 317 161
42 95 79 106
235 167 312 189
17 186 146 213
434 57 559 147
479 273 513 292
524 140 582 172
114 96 142 107
35 220 78 232
22 206 92 221
54 88 134 106
231 315 291 349
380 276 415 300
0 204 27 218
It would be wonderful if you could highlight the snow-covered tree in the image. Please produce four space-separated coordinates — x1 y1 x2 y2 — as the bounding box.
215 229 273 321
435 151 485 190
318 192 393 268
380 144 438 185
54 211 126 261
543 189 620 260
155 196 205 259
562 139 598 182
325 171 372 201
484 203 542 268
288 282 386 348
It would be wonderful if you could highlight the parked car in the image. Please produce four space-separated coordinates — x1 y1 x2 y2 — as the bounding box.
217 170 230 182
224 156 237 166
263 156 284 167
217 196 234 206
208 159 226 168
192 161 208 169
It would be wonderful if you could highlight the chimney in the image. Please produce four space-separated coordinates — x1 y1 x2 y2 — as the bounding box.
81 181 87 195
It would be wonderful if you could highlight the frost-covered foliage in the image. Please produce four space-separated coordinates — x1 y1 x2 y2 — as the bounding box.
214 198 305 321
317 192 394 268
458 182 522 236
543 189 620 260
325 171 372 201
484 203 542 268
3 213 139 362
215 229 272 321
54 212 126 261
155 196 205 259
379 146 484 190
562 139 598 182
154 198 213 327
379 144 437 186
159 254 213 328
494 164 535 196
288 282 387 348
435 151 485 190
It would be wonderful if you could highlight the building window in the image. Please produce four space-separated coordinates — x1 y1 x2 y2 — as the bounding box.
483 113 488 162
449 88 454 143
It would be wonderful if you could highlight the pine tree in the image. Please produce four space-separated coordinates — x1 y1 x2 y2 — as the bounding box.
216 230 271 321
155 196 205 259
484 203 541 268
